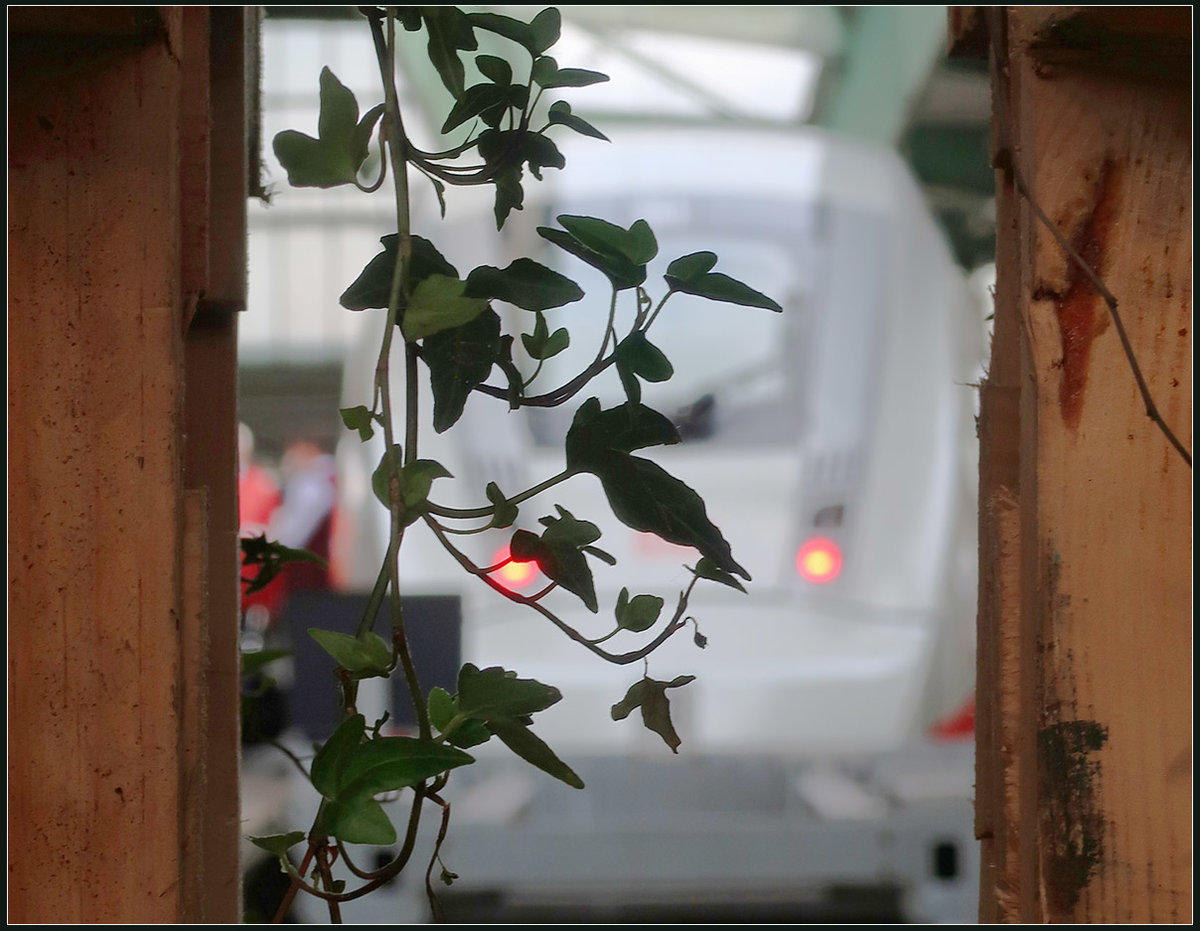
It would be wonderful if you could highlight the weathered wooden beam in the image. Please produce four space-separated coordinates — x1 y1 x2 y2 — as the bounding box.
977 6 1192 922
8 25 186 923
9 6 254 922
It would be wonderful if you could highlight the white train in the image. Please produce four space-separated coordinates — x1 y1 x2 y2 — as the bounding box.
323 125 986 923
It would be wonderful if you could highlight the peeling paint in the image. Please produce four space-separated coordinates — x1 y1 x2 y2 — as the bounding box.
1051 158 1122 429
1039 720 1109 913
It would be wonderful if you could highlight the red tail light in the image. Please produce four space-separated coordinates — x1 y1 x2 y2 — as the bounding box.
490 543 540 591
796 537 842 584
930 696 975 741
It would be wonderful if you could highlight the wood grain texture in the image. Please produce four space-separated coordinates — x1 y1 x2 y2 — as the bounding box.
979 7 1192 922
8 32 185 922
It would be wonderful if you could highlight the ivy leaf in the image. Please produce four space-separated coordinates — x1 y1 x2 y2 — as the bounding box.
600 455 748 580
399 459 453 522
249 831 308 859
466 11 536 52
564 398 680 464
308 628 393 677
370 444 403 509
537 216 654 290
339 235 458 311
520 311 570 361
428 686 493 749
371 447 452 523
582 544 616 566
241 534 328 596
491 163 525 230
465 8 558 55
322 797 396 846
337 737 475 802
528 7 562 54
421 6 478 100
546 100 609 141
422 308 502 433
397 8 422 31
559 214 657 265
456 664 564 720
449 665 581 788
693 556 748 594
510 507 604 613
564 400 748 580
314 728 474 844
273 68 383 188
475 54 512 87
611 675 696 753
615 587 664 633
441 82 511 134
485 715 584 789
485 482 519 529
464 258 583 311
311 713 367 798
665 251 718 282
340 405 375 442
401 274 489 341
664 268 782 312
531 55 610 89
522 133 565 180
614 333 673 405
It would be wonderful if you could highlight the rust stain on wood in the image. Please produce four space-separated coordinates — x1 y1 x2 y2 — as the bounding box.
1046 158 1123 430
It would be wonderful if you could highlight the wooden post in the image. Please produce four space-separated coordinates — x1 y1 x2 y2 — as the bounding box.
964 7 1192 922
8 7 253 922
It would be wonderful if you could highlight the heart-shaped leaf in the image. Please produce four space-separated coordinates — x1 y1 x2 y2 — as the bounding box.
371 449 452 523
665 271 782 311
428 686 493 749
249 831 308 859
531 55 610 89
273 68 383 188
401 275 489 341
322 796 396 846
340 405 375 442
422 308 503 433
546 100 609 141
456 664 563 720
340 235 458 312
311 713 367 798
615 587 665 633
308 628 393 677
465 258 583 311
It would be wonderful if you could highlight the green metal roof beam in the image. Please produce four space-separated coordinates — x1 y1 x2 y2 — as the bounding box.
812 6 949 145
904 123 995 196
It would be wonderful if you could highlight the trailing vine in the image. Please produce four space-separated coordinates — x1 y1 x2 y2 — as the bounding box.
241 7 781 920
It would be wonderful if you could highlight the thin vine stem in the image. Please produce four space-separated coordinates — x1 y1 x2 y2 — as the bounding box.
423 513 697 664
368 6 432 742
426 467 574 521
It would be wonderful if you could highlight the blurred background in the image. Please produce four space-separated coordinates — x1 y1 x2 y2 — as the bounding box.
239 6 996 923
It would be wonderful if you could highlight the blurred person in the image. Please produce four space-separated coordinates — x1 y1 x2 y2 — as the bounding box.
269 438 337 592
239 423 284 633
